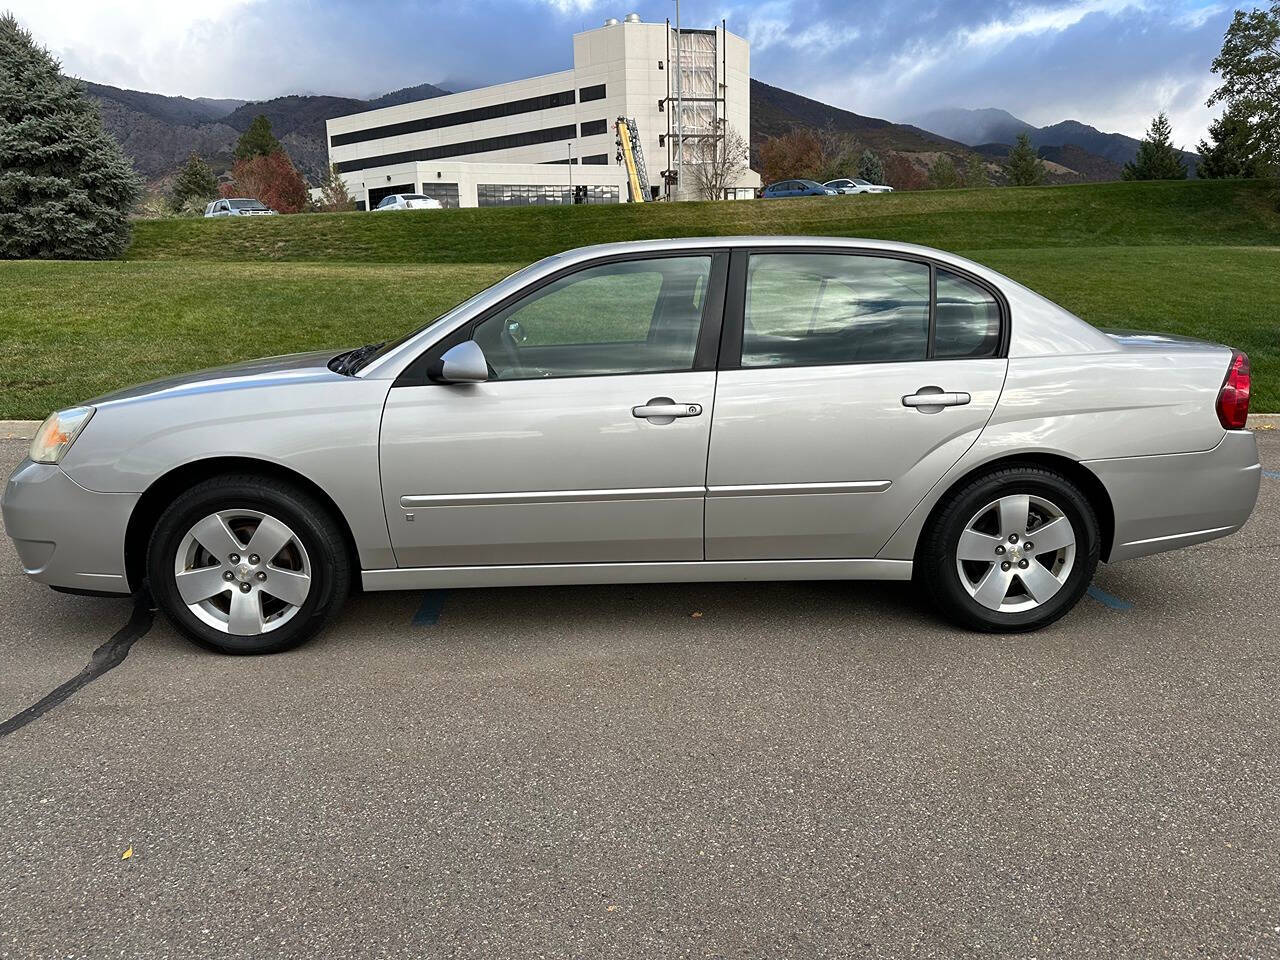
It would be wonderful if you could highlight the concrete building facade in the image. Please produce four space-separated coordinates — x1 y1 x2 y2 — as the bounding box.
325 14 760 210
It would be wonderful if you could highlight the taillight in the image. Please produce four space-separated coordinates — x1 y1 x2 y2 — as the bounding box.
1216 350 1251 430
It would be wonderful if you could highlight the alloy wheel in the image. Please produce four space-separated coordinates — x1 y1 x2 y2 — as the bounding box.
954 494 1077 613
173 509 312 636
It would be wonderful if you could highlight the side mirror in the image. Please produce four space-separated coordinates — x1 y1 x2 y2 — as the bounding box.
429 340 489 384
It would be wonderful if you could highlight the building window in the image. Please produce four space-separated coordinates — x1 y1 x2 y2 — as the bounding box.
329 90 577 148
579 84 606 102
579 118 608 137
477 184 619 207
333 124 580 173
581 153 609 165
417 181 461 208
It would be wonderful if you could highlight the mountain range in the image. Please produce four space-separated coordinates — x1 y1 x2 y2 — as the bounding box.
81 76 1171 190
911 106 1198 177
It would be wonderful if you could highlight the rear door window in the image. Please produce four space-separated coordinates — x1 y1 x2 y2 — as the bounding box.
741 253 931 367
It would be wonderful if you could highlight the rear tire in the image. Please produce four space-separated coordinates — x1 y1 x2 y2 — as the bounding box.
918 465 1099 632
147 475 350 654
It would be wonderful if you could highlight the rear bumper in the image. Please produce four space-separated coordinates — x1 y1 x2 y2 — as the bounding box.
1087 431 1261 563
1 459 136 594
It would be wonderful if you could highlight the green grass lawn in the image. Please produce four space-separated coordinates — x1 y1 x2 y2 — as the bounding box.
1 244 1276 420
127 179 1280 264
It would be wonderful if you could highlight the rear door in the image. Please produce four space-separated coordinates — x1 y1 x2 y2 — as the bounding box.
380 251 728 568
706 249 1008 560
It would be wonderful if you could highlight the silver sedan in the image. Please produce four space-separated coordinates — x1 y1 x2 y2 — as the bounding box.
3 238 1261 654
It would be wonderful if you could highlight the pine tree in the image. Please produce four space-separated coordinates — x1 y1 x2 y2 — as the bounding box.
1123 112 1188 180
318 163 356 211
1006 133 1046 186
235 114 283 162
964 154 990 187
0 13 141 259
169 152 218 213
857 149 884 184
928 155 960 189
1197 106 1261 179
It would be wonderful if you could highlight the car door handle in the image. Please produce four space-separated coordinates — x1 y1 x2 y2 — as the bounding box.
902 389 971 409
632 398 702 420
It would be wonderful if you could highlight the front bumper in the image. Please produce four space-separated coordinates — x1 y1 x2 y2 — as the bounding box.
1086 431 1261 563
2 459 137 594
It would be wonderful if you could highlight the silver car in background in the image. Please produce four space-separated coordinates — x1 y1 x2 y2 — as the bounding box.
3 237 1260 654
826 178 894 194
373 194 443 211
204 198 278 217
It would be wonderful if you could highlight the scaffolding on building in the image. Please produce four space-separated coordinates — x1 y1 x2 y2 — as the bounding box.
665 20 727 199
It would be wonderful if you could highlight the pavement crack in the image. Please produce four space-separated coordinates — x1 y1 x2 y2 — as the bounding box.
0 591 154 739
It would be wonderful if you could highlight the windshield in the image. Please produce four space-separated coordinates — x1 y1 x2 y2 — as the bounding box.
346 255 570 374
230 199 266 210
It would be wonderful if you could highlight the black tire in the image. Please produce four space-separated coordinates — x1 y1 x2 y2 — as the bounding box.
917 464 1100 633
146 474 351 654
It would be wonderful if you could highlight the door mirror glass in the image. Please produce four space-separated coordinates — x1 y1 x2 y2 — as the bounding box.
431 340 489 383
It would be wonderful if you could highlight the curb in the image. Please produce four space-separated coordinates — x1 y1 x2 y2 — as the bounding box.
0 420 41 440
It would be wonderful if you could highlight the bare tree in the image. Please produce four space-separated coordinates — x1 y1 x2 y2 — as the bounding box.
689 122 750 200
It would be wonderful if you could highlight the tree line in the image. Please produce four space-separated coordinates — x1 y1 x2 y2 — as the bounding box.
1 4 1277 260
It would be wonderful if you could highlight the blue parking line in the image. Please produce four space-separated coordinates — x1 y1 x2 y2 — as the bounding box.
1263 470 1280 480
412 590 448 626
1087 584 1134 611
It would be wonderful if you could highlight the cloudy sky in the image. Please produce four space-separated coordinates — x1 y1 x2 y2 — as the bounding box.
6 0 1247 143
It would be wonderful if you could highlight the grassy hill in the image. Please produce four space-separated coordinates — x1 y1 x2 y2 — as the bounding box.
128 179 1280 264
0 180 1276 419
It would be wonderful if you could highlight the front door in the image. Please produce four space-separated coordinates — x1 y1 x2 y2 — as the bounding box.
706 250 1009 560
380 252 727 568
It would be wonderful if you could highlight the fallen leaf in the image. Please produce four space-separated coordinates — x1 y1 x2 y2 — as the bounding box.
606 905 618 912
690 611 703 619
121 847 133 860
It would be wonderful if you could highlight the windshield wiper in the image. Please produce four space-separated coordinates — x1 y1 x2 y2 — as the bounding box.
331 341 386 376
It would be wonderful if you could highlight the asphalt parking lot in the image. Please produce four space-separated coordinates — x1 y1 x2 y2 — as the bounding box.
2 432 1279 959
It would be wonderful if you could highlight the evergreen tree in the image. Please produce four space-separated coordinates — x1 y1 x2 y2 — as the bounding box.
234 114 283 162
928 155 960 189
1123 112 1188 180
857 148 884 184
964 154 990 187
1006 133 1047 186
0 13 141 259
1197 106 1261 179
169 152 218 213
318 163 356 212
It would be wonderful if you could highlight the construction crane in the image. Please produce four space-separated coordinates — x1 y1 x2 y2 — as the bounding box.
615 118 650 203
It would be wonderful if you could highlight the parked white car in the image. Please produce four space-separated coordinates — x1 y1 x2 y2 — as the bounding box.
204 198 278 217
373 194 443 211
825 178 894 195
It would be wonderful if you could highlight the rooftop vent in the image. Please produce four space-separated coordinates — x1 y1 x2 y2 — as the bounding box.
603 17 619 25
624 12 642 22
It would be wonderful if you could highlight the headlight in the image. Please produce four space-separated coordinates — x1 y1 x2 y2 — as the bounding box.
29 406 95 464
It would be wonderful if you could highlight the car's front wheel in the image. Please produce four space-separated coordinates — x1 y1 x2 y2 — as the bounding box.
918 465 1100 632
147 475 351 654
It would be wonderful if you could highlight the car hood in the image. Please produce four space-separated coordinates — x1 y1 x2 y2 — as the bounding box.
87 349 348 407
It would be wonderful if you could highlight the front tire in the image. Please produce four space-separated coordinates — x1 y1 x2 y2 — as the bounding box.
147 475 351 654
918 465 1100 632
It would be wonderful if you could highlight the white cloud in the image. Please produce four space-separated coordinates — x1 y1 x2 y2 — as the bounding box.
958 0 1141 51
7 0 261 95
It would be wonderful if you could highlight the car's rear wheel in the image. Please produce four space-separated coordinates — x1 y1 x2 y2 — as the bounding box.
918 465 1099 632
147 475 350 654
